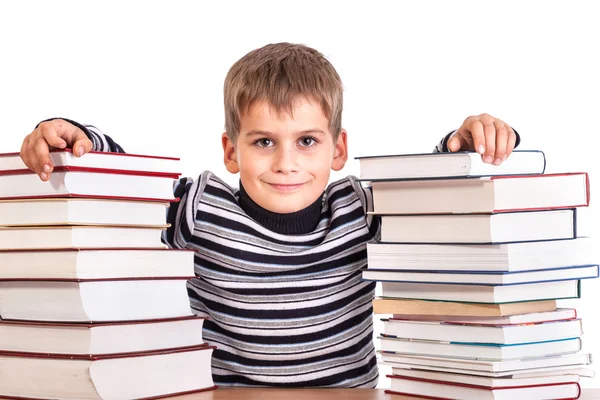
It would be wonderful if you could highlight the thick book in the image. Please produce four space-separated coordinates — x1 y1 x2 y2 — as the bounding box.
362 264 599 286
385 374 580 400
389 368 582 389
0 248 193 280
0 316 206 355
0 198 170 227
380 280 581 304
0 279 194 322
369 172 589 214
380 352 592 374
380 318 582 345
0 149 181 175
372 298 557 317
380 336 581 361
0 226 167 250
0 346 216 400
380 209 576 244
356 150 546 180
366 237 595 272
0 167 178 201
390 308 578 325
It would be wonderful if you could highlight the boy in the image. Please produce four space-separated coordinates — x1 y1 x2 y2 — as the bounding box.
20 42 519 387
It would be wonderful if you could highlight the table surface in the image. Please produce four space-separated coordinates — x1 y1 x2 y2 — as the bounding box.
172 388 600 399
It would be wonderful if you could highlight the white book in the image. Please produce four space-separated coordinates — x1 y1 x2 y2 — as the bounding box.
356 150 546 180
368 172 588 214
380 352 592 373
0 170 177 201
380 336 581 361
362 264 599 285
380 209 576 244
381 318 582 345
0 249 193 280
0 226 166 250
390 308 578 325
0 346 215 400
380 280 580 304
0 316 205 355
0 279 193 322
366 238 595 272
0 198 169 227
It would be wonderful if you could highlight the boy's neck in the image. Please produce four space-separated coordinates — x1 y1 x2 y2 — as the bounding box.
238 182 323 235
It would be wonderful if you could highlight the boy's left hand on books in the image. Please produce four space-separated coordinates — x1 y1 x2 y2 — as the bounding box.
447 114 517 165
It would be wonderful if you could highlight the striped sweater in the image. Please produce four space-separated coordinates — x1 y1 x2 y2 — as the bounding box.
79 124 459 387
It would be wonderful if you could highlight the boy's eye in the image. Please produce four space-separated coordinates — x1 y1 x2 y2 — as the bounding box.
255 138 273 148
298 136 317 147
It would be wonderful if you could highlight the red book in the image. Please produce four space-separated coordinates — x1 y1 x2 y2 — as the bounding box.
0 345 217 399
385 374 581 399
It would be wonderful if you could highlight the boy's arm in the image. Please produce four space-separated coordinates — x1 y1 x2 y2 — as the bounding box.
28 118 198 250
434 114 520 165
37 118 126 153
433 129 521 153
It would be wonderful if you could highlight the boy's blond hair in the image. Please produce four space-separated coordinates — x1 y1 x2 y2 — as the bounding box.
224 42 343 142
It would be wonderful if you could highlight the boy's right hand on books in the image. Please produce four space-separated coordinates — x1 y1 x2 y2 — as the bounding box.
20 119 93 181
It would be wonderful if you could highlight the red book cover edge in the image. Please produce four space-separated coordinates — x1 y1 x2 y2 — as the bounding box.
0 386 219 400
0 276 196 283
0 247 194 254
0 315 207 327
0 165 180 178
0 148 180 161
0 344 217 360
0 193 180 202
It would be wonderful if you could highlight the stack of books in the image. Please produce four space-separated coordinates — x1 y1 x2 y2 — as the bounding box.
357 150 598 399
0 149 216 399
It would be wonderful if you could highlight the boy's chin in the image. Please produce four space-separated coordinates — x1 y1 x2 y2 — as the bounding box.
258 197 320 214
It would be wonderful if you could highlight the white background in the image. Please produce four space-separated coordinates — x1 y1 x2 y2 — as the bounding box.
1 0 598 389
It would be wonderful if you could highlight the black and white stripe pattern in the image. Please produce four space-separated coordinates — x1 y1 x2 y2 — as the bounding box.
80 126 453 387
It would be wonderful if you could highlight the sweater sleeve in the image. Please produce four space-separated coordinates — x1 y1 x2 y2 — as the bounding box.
36 118 125 153
433 129 521 153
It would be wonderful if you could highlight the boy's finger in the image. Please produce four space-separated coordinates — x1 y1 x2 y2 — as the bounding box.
20 136 34 172
493 121 508 165
505 127 517 159
72 135 93 157
465 119 485 155
447 134 467 152
482 121 496 164
41 125 68 149
33 137 52 180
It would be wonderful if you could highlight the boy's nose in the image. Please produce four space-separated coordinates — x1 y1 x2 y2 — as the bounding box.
272 146 299 174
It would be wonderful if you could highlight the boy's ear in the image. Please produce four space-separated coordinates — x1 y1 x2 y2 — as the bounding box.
331 129 348 171
222 132 240 174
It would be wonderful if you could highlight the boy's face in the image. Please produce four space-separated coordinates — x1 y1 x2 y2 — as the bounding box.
222 98 348 214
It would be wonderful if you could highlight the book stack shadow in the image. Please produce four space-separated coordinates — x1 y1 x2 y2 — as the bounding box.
0 149 216 399
357 150 598 399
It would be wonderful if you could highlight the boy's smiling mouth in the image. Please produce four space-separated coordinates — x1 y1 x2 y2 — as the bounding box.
266 182 306 192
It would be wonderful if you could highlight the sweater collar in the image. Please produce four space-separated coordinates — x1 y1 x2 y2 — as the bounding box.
238 182 323 235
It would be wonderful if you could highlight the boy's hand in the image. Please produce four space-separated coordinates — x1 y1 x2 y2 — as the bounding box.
447 113 517 165
20 119 93 181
